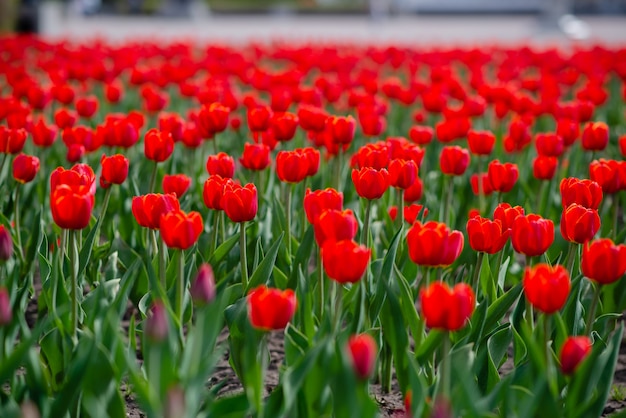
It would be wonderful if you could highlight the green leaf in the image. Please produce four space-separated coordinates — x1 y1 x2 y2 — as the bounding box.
288 224 315 288
208 233 239 267
369 228 402 323
246 232 284 292
78 215 103 278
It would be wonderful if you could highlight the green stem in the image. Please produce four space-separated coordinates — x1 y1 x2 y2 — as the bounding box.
333 281 343 335
585 282 601 336
361 198 372 246
14 185 23 260
472 252 485 295
69 230 79 342
613 196 619 242
565 242 578 278
317 252 324 321
240 222 248 289
537 180 548 215
286 183 293 260
148 161 158 194
177 250 185 327
159 234 167 290
335 148 343 192
396 189 404 229
0 153 8 184
381 339 392 393
441 332 451 399
495 246 506 297
212 135 218 155
209 210 219 256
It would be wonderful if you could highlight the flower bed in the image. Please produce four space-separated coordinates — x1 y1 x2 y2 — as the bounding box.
1 36 626 417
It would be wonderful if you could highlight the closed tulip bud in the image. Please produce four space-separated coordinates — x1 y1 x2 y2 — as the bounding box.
66 144 86 163
100 154 129 187
145 301 168 343
276 149 310 184
511 214 554 257
347 334 377 380
247 106 272 132
488 160 519 193
388 159 418 190
54 108 78 129
556 118 579 147
144 129 174 163
581 239 626 285
247 285 297 331
162 174 191 198
222 183 258 223
0 128 27 154
351 167 390 200
303 188 343 225
240 143 271 171
329 115 356 145
12 154 40 184
0 287 11 326
560 336 592 375
31 117 57 147
76 96 98 119
467 130 495 156
523 264 570 314
581 121 609 151
271 112 299 142
470 173 494 196
0 225 13 261
466 216 510 254
160 210 203 250
321 239 371 284
407 221 464 267
560 177 602 210
420 281 475 331
191 264 216 306
439 146 470 176
206 152 235 178
532 156 558 181
560 203 600 244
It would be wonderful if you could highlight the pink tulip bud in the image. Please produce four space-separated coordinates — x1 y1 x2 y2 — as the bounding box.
190 264 216 306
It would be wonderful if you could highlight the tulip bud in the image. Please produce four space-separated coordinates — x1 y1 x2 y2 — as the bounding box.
0 287 12 326
190 264 216 306
347 333 377 380
0 225 13 261
560 336 592 375
145 301 168 342
164 385 185 418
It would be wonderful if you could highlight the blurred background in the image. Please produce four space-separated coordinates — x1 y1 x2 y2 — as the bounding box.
1 0 626 43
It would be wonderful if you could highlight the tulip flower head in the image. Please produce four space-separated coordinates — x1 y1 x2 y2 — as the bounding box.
420 282 475 331
347 334 377 380
247 285 297 331
560 336 592 375
581 239 626 285
523 264 570 314
407 221 464 267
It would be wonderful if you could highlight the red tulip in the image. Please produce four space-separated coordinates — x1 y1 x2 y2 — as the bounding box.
240 143 271 171
439 146 470 176
31 117 57 147
560 336 592 375
0 225 13 261
420 281 475 331
581 121 609 151
297 105 328 133
158 112 184 142
589 159 622 194
222 183 258 223
407 221 464 267
247 106 272 133
132 193 180 230
0 287 12 326
0 127 27 154
533 156 558 181
329 115 356 145
388 159 418 190
276 149 310 184
466 216 510 254
523 263 570 314
560 178 603 210
76 96 98 119
351 167 390 200
511 214 554 257
619 134 626 158
467 130 495 156
404 177 423 202
351 142 390 170
162 174 191 198
206 152 235 178
197 103 230 138
270 112 299 142
144 129 174 163
247 285 297 331
488 160 519 193
470 173 494 196
54 108 78 129
403 204 427 224
408 125 434 146
321 239 371 284
50 184 95 230
347 334 377 380
560 203 600 244
535 133 565 157
313 209 358 247
303 188 343 225
50 164 96 195
203 175 233 211
581 239 626 285
160 209 203 250
100 154 129 188
556 118 579 147
12 154 40 184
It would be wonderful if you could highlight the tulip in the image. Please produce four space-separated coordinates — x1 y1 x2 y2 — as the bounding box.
12 154 40 184
321 239 371 284
270 112 299 142
240 143 271 171
407 221 464 267
158 112 184 142
297 105 328 133
206 152 235 178
533 156 558 181
560 178 602 210
351 142 390 170
0 287 11 326
619 134 626 158
100 154 129 188
222 183 258 223
329 115 356 145
388 159 418 190
404 204 427 224
132 193 180 230
190 264 216 306
145 301 169 343
247 106 272 133
404 177 423 202
470 173 494 196
523 264 570 314
203 175 233 211
314 209 358 247
589 159 622 194
420 281 475 331
560 336 592 375
276 149 310 184
50 185 95 230
197 102 230 138
162 174 191 198
556 118 579 147
581 121 609 151
351 167 390 200
488 160 519 193
535 133 565 157
0 225 13 261
347 334 377 380
467 130 495 156
303 188 343 225
247 285 297 331
439 146 470 176
581 239 626 285
560 203 600 244
54 108 78 129
511 214 554 258
0 127 27 154
31 117 57 147
408 125 434 146
466 216 510 254
144 129 174 163
76 96 98 119
160 210 203 250
51 164 96 195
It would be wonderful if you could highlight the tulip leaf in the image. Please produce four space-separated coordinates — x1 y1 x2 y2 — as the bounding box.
206 393 250 418
22 208 43 276
287 224 315 289
280 338 326 416
208 233 239 267
416 330 444 363
78 215 103 278
370 227 402 323
246 232 284 292
496 255 510 292
482 282 523 339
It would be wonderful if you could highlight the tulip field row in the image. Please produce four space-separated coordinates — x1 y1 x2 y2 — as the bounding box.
1 36 626 417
